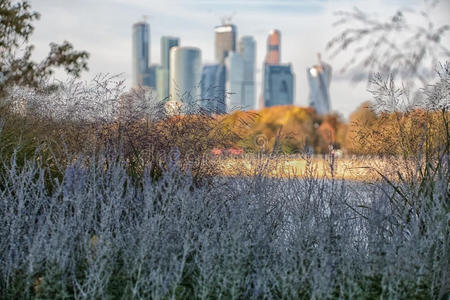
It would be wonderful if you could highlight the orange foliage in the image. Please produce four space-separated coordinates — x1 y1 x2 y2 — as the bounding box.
221 105 346 154
345 102 448 156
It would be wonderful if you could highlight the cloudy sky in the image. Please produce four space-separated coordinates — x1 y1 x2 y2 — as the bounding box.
28 0 449 118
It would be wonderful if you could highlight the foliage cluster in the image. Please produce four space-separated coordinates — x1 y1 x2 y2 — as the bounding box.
346 103 449 156
0 76 243 186
223 106 347 154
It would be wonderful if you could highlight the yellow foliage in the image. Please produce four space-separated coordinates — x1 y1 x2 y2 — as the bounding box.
346 102 448 156
221 105 345 154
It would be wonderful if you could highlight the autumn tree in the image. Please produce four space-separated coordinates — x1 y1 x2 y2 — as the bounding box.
345 101 377 154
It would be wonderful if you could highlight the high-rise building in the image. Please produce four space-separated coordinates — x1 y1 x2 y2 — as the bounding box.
225 52 244 112
201 64 226 114
144 65 158 89
263 64 294 107
307 54 332 115
156 66 169 101
214 23 237 64
132 21 150 87
239 36 256 110
161 36 179 70
157 36 179 100
265 29 280 65
261 29 294 108
169 46 202 108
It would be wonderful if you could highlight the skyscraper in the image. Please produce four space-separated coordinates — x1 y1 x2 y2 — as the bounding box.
263 64 294 107
239 36 256 110
214 23 237 64
161 36 179 70
261 29 294 108
157 36 179 100
201 64 226 114
156 67 169 101
144 65 158 89
169 46 202 108
132 21 150 87
226 52 244 112
307 54 332 115
265 29 280 65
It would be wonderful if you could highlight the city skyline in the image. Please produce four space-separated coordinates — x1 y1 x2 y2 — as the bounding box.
135 18 257 112
28 0 449 118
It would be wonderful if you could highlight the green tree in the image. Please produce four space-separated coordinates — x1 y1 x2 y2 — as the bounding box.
0 0 89 97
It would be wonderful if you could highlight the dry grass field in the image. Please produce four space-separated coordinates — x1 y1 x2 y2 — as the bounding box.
219 155 416 182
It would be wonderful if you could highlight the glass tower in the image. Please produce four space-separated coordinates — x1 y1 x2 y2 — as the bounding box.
132 21 150 87
239 36 256 110
201 64 226 114
261 29 294 108
156 67 169 101
263 64 294 107
307 54 332 115
169 46 202 109
161 36 179 70
157 36 179 100
226 52 244 112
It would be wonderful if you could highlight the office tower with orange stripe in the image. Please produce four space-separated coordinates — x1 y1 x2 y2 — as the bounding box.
265 29 281 65
261 29 294 107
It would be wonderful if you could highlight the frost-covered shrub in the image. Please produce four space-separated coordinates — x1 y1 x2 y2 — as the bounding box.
1 74 241 186
0 142 447 299
0 66 448 299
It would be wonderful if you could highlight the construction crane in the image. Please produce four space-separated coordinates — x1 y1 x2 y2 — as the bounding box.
220 12 236 25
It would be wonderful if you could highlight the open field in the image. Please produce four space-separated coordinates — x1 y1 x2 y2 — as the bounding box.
219 155 410 182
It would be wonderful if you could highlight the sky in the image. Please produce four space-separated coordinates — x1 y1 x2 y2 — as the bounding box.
28 0 449 118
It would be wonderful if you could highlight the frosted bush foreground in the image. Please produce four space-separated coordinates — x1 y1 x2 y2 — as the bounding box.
1 68 449 299
0 150 448 299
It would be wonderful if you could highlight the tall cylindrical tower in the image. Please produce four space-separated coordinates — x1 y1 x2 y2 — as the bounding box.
169 46 202 107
